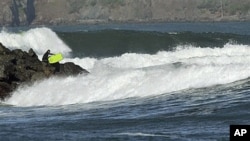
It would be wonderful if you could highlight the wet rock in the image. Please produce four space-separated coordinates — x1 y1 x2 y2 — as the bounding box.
0 43 88 100
0 82 11 100
60 62 89 75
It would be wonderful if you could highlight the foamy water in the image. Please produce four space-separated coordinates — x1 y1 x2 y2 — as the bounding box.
2 27 250 107
0 27 72 56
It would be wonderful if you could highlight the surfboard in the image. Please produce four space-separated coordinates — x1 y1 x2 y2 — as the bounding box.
48 53 63 64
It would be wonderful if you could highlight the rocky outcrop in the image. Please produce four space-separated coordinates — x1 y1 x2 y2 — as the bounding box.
0 43 88 100
31 0 250 25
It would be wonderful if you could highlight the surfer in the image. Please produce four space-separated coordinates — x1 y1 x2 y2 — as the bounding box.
42 50 54 63
42 50 60 73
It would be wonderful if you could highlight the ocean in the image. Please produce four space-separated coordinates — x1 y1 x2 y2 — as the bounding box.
1 22 250 140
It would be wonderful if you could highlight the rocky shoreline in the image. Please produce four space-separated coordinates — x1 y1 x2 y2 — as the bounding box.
1 0 250 27
0 43 88 100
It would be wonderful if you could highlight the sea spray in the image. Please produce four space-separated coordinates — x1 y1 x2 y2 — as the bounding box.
5 43 250 106
0 27 72 56
1 23 250 141
2 27 250 107
65 43 250 69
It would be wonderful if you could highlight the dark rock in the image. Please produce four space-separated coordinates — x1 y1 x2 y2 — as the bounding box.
0 43 11 55
28 48 38 58
31 72 46 81
0 82 11 100
0 62 15 81
0 43 89 100
59 62 89 75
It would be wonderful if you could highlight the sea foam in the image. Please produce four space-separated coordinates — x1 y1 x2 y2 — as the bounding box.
2 28 250 107
0 27 72 57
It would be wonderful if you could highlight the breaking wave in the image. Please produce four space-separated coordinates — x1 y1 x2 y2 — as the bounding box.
0 27 72 57
1 27 250 107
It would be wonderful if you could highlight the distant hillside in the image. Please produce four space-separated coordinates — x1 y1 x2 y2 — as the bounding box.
0 0 250 26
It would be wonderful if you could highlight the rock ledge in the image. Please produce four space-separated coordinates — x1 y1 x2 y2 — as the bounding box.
0 43 88 100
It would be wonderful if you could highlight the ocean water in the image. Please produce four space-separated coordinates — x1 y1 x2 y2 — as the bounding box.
1 22 250 140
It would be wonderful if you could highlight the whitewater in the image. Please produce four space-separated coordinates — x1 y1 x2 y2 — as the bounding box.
1 27 250 107
1 23 250 140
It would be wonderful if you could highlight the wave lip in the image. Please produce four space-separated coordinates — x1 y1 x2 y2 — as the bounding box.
57 29 250 57
0 27 72 56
